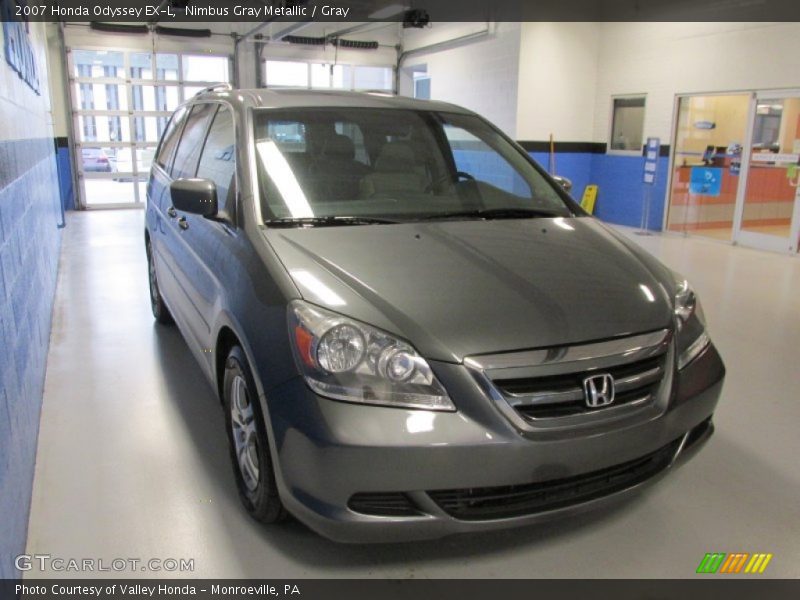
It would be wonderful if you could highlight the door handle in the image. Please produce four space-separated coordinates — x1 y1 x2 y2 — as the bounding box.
178 217 189 230
167 206 177 218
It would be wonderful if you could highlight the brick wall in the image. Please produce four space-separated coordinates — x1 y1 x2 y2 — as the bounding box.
0 19 63 578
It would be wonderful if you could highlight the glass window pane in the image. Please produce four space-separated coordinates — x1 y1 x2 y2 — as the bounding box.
136 146 157 174
414 77 430 100
196 107 235 212
353 66 393 91
182 86 204 101
610 97 645 151
332 65 351 89
137 177 149 203
182 55 229 82
72 49 125 79
133 116 169 143
253 108 572 220
129 53 153 79
77 116 130 143
444 124 534 199
156 54 179 81
310 63 331 89
131 85 180 112
108 147 133 176
155 106 188 170
172 104 216 179
80 146 113 173
265 61 308 87
741 97 798 240
74 83 128 111
267 121 306 153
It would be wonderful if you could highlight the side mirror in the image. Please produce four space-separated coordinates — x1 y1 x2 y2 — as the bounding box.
171 178 217 217
552 175 573 193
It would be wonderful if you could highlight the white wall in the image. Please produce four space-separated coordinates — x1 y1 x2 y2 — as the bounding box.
45 24 68 137
516 22 600 142
399 22 521 137
593 22 800 144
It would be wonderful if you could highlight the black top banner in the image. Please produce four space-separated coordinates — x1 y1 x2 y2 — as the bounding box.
2 0 800 22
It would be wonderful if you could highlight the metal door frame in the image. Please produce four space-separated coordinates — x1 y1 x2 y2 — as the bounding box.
732 88 800 254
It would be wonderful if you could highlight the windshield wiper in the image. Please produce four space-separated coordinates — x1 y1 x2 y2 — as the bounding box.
265 215 399 228
417 207 565 221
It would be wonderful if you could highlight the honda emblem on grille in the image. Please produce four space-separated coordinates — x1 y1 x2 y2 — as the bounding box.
583 373 615 408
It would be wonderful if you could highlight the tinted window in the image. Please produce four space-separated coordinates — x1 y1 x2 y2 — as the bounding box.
155 105 187 171
171 103 215 179
196 106 236 213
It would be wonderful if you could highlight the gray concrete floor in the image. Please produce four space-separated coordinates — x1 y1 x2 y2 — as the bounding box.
25 210 800 578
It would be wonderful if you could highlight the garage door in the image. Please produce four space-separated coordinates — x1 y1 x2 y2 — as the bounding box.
69 49 230 208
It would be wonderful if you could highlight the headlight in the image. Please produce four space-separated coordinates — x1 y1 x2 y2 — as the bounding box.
288 300 455 411
673 276 710 369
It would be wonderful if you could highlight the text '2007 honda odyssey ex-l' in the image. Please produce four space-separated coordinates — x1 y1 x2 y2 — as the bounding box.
144 85 725 542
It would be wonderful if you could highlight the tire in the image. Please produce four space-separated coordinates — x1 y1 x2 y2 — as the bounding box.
146 238 174 325
223 345 287 523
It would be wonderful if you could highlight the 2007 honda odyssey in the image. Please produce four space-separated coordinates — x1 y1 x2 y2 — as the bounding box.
144 85 724 542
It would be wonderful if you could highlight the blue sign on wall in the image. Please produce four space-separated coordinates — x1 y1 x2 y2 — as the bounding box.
689 167 723 197
2 1 41 96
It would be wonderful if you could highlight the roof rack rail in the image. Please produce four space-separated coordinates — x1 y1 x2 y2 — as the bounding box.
193 83 233 97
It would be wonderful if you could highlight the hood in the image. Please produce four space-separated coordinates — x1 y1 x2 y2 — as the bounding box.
264 217 674 362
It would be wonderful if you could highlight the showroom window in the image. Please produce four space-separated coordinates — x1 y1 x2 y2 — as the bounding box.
264 60 393 91
609 95 646 153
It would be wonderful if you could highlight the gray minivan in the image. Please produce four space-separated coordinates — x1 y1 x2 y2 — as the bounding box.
144 85 724 542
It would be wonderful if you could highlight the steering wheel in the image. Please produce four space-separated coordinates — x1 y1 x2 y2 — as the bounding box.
425 170 475 193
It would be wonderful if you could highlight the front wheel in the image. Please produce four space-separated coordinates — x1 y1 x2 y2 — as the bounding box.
223 345 287 523
146 238 173 325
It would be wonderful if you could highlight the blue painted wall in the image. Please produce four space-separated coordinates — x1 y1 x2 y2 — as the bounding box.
55 142 76 212
0 146 61 579
527 150 670 231
0 21 63 578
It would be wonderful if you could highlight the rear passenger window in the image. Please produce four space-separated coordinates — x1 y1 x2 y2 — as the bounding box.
268 121 306 153
155 106 187 171
171 103 215 179
196 106 236 213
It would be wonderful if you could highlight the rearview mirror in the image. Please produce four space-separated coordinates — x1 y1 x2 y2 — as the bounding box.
552 175 573 193
171 178 217 217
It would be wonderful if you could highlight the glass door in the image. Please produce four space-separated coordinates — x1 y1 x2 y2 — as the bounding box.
666 94 750 240
734 91 800 253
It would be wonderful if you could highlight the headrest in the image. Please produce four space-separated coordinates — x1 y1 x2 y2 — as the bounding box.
323 134 355 160
374 142 416 173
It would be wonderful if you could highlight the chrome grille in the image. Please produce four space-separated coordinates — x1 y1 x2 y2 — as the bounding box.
465 329 673 433
497 355 665 419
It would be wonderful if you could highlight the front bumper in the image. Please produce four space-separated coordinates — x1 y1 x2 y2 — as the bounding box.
261 342 724 542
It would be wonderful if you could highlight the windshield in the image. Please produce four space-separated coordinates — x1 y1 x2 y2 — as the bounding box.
253 108 574 225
